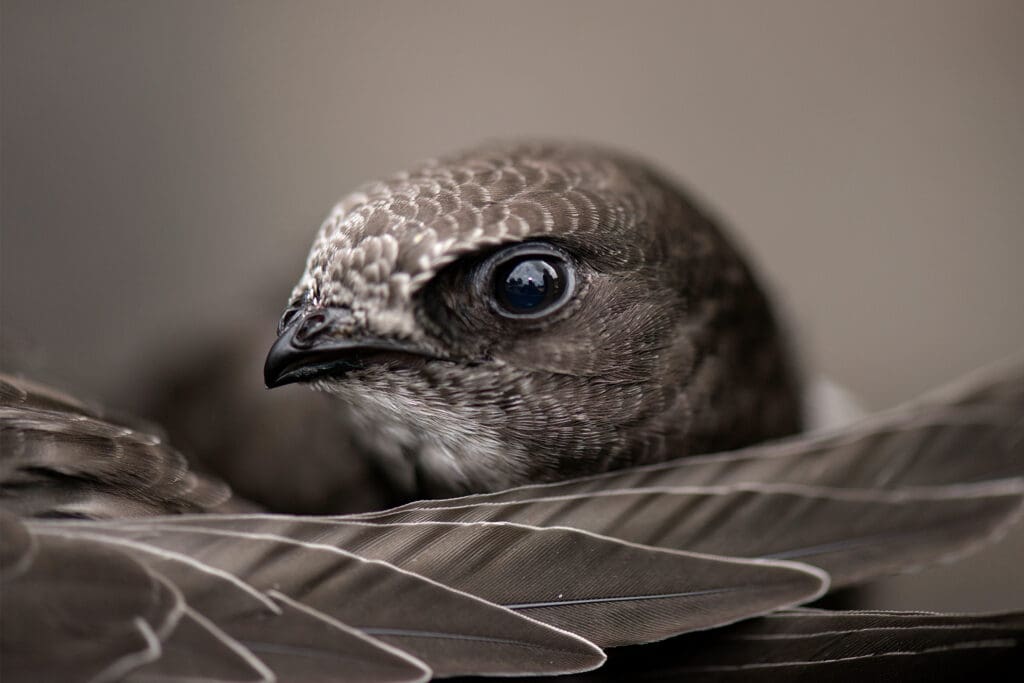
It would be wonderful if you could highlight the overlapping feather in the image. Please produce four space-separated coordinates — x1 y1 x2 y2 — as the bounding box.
553 608 1024 681
1 358 1023 680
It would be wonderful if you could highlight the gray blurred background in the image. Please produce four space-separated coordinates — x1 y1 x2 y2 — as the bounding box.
3 1 1022 609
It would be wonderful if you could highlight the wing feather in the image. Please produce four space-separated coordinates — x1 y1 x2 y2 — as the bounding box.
34 518 604 677
124 606 275 683
2 361 1023 680
1 375 231 518
361 480 1024 589
0 515 183 683
92 515 827 648
565 608 1024 681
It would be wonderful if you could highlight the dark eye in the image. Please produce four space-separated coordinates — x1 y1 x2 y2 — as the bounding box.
489 245 575 318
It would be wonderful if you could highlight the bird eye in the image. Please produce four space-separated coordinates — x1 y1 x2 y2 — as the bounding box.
489 245 575 318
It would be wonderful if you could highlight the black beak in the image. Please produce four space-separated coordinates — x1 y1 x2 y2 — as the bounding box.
264 307 436 388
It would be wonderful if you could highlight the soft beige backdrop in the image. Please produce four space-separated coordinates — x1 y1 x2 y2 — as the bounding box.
3 0 1023 610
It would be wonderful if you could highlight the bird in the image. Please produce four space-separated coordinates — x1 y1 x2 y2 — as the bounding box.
1 141 1023 682
262 141 804 502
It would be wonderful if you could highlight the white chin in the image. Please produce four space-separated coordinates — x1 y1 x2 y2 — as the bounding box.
312 377 528 494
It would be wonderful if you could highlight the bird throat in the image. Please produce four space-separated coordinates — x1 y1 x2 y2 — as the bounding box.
314 375 532 500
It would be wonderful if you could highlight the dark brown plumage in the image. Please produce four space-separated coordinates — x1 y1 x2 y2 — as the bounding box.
3 362 1023 681
1 142 1023 682
266 141 803 500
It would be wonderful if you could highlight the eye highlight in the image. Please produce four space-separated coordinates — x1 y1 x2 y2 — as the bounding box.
487 244 576 318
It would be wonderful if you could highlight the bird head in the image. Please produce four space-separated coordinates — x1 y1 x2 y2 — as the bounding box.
265 141 803 498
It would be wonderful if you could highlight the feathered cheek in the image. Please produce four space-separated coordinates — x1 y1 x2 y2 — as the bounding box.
313 367 409 399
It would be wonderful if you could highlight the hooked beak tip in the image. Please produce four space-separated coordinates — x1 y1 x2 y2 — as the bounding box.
263 332 303 389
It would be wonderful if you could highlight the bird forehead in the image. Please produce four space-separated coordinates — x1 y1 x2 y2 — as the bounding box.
295 144 647 310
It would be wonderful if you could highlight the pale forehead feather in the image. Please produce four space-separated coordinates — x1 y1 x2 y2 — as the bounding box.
294 143 648 308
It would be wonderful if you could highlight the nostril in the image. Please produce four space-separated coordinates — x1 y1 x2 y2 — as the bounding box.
293 313 330 347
